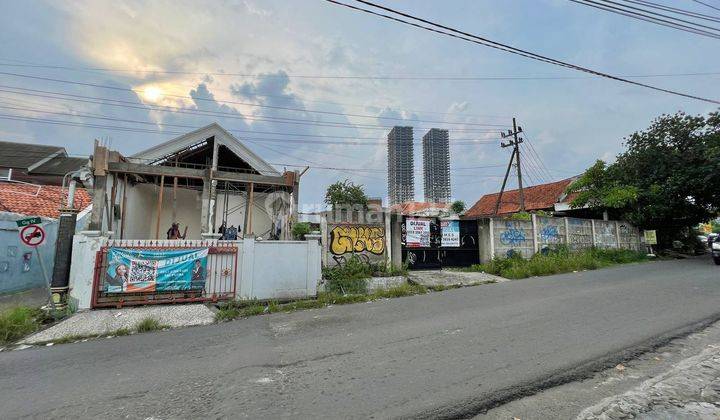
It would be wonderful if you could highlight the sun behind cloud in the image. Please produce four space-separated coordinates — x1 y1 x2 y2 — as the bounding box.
141 86 163 102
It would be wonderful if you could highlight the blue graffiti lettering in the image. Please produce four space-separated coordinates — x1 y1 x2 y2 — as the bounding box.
540 225 560 243
500 223 526 246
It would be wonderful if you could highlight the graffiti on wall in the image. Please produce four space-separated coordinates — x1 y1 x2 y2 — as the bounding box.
329 225 385 256
499 222 526 246
539 224 560 243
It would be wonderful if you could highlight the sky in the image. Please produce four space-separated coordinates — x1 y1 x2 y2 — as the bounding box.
0 0 718 211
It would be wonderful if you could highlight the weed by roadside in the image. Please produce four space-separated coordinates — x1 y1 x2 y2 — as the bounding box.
463 246 648 279
214 283 428 322
0 307 42 344
134 317 169 333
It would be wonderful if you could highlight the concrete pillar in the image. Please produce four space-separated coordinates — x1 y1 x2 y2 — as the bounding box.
384 211 392 268
489 218 495 259
615 221 621 249
88 175 106 231
564 217 571 245
531 213 539 254
591 219 597 247
200 178 210 234
391 214 403 267
50 207 79 305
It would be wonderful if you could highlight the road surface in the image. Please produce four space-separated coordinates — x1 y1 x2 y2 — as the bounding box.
1 257 719 419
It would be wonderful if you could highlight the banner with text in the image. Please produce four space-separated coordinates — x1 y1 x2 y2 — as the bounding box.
105 248 208 293
406 218 431 248
441 220 460 247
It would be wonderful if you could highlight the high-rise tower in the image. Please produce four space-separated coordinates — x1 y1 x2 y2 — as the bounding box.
387 126 415 205
422 128 451 203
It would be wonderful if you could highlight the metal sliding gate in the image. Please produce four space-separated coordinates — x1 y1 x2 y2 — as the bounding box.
91 240 237 308
401 217 480 270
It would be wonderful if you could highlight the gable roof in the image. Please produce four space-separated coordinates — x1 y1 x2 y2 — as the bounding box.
0 141 64 169
465 178 577 218
131 123 280 176
0 183 91 218
390 201 451 215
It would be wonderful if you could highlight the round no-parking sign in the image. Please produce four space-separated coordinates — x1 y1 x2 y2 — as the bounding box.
20 224 45 247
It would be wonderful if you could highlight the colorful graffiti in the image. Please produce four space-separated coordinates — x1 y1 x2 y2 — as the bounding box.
499 222 526 246
329 225 385 256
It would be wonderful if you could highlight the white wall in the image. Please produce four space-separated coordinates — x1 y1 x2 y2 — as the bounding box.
213 191 285 239
68 234 321 309
122 183 203 239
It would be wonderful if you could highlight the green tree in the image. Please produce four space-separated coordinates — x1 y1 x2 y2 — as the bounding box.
450 200 466 214
324 179 368 210
567 111 720 245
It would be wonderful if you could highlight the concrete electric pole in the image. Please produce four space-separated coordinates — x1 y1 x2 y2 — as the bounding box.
493 118 525 215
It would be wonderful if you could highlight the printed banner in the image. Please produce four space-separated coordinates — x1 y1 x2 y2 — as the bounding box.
406 218 431 248
441 220 460 247
105 248 208 293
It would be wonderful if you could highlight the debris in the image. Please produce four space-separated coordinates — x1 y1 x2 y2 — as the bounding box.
616 363 626 372
45 342 54 347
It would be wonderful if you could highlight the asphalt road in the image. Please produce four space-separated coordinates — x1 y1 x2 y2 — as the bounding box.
2 257 720 419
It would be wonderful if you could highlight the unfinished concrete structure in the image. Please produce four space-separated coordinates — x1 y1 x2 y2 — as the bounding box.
387 126 414 205
87 123 299 240
422 128 451 203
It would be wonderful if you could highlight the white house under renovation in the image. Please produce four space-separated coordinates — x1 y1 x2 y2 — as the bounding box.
88 123 299 240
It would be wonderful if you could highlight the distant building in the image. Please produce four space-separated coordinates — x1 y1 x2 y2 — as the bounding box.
464 177 581 218
0 141 89 186
422 128 451 203
387 126 414 205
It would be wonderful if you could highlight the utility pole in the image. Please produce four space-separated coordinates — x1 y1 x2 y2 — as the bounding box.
493 118 525 215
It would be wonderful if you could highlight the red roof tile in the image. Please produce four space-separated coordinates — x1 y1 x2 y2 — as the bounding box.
390 201 450 215
465 178 576 218
0 183 91 218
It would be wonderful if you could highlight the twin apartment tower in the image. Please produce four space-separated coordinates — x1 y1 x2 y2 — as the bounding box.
387 126 451 205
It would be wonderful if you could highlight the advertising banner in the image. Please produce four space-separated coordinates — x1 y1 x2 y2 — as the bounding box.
406 218 431 248
441 220 460 247
105 248 208 293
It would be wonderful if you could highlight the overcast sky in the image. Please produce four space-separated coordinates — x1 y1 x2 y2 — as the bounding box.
0 0 718 209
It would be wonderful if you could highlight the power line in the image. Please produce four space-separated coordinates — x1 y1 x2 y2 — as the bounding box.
618 0 720 23
693 0 720 13
570 0 720 39
1 60 720 80
324 0 720 105
0 71 508 129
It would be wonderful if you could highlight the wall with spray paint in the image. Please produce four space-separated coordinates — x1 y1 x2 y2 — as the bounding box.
485 216 642 261
536 216 566 252
567 218 593 250
326 223 387 267
493 219 534 259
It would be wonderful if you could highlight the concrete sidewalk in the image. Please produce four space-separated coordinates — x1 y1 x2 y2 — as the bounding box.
408 269 506 288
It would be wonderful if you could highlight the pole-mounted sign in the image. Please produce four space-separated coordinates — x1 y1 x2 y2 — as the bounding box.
17 218 54 310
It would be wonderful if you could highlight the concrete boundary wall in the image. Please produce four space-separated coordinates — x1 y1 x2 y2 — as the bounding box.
483 216 642 261
68 233 321 309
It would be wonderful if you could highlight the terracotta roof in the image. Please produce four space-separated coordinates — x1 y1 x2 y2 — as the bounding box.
390 201 450 215
0 183 91 218
465 178 577 218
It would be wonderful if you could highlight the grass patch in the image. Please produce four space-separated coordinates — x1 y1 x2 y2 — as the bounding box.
214 284 429 322
134 317 169 333
0 306 43 344
464 246 648 279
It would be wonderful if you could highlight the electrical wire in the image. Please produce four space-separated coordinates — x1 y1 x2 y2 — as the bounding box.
0 71 508 129
570 0 720 39
618 0 720 23
323 0 720 105
693 0 720 13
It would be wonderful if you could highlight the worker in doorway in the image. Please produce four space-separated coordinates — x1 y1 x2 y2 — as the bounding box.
218 222 227 240
166 222 187 239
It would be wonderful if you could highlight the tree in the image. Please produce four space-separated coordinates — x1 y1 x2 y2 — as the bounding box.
567 111 720 245
450 200 466 214
324 179 368 210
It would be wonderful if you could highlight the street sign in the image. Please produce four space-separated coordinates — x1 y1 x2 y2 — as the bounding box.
644 230 657 245
20 224 45 247
16 217 42 227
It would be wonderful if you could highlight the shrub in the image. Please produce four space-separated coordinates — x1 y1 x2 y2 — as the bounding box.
322 255 371 295
0 306 42 344
291 222 311 240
